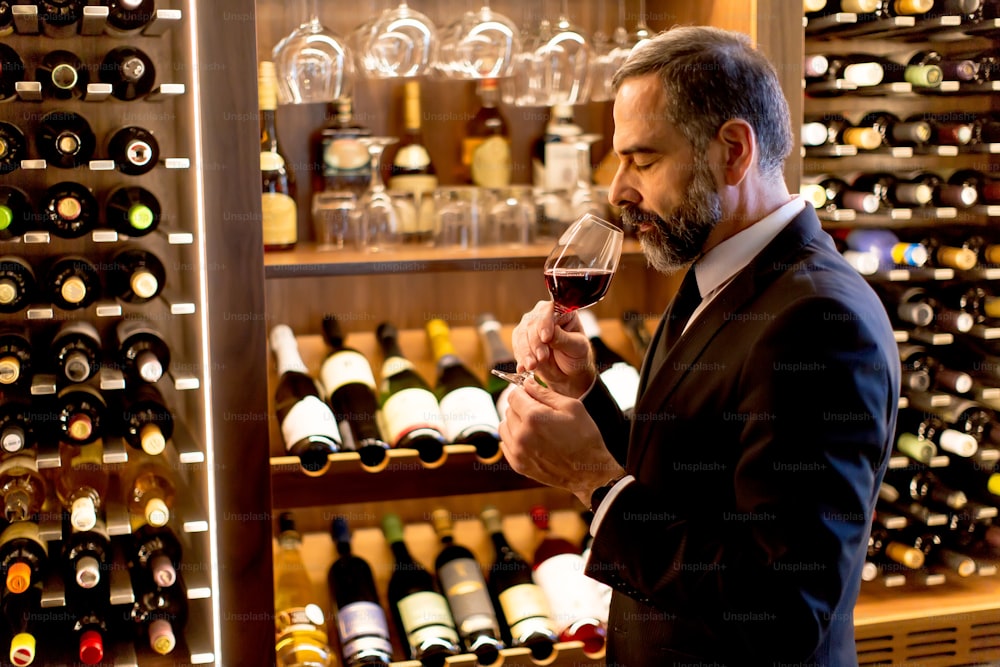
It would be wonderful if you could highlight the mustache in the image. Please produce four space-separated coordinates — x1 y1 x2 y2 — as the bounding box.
620 205 664 227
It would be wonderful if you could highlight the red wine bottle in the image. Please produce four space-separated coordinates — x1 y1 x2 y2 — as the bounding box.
115 320 170 383
50 321 102 384
0 123 26 176
906 113 973 147
105 185 161 237
116 383 173 456
62 519 110 593
56 384 106 445
36 111 96 169
0 258 34 315
38 0 83 38
127 567 188 656
0 328 32 388
36 49 88 100
0 188 33 241
129 524 182 589
41 182 98 239
44 256 101 311
0 44 24 102
98 46 156 101
578 310 641 415
103 0 156 36
108 248 165 304
106 126 159 176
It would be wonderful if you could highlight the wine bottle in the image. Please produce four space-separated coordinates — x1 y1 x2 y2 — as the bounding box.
327 517 393 667
879 481 950 527
62 518 111 591
902 343 975 396
480 506 558 661
914 50 978 83
426 319 501 462
0 188 32 243
914 171 979 208
0 2 12 37
0 393 34 454
56 384 106 446
103 0 156 36
896 409 978 460
44 256 100 310
389 81 438 243
129 568 189 656
98 46 156 100
115 383 174 456
949 170 1000 206
36 49 88 100
808 0 880 14
858 111 932 149
805 53 886 88
0 124 26 176
2 579 41 666
116 320 170 383
917 234 978 270
928 0 984 20
970 113 1000 145
41 181 98 239
50 321 102 385
463 78 512 187
0 454 46 523
318 315 390 472
0 44 24 102
36 110 96 169
906 113 974 147
834 238 887 276
105 185 161 237
877 0 935 16
269 324 341 476
106 125 159 176
0 521 47 595
816 176 880 213
70 602 108 665
129 524 183 589
38 0 83 37
838 229 928 269
376 322 448 467
906 528 977 577
108 247 166 303
867 521 925 570
802 113 883 150
381 512 461 664
0 258 35 313
529 506 607 654
315 97 371 197
0 327 32 388
577 310 641 415
803 0 827 15
876 284 973 334
274 513 335 667
258 61 297 251
893 468 970 510
123 454 177 530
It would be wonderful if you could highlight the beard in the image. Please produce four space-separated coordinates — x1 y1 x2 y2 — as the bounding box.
621 162 722 275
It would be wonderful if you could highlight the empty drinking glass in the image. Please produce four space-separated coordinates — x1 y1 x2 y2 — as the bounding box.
358 1 437 78
436 0 520 79
272 0 354 104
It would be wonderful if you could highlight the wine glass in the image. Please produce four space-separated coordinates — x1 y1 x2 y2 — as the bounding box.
359 1 437 78
436 0 520 79
492 212 623 386
358 137 401 252
590 0 637 102
537 0 593 106
272 0 354 104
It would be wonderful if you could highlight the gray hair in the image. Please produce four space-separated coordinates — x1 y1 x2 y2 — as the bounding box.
612 26 793 181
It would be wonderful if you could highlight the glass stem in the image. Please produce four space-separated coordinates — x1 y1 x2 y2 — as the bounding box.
303 0 320 24
367 145 387 194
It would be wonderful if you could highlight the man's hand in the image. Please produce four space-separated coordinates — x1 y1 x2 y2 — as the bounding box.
511 300 596 398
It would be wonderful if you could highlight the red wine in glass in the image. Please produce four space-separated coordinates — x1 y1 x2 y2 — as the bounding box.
544 268 615 312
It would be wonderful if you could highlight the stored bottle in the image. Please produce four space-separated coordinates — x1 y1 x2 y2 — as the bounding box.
476 313 517 407
879 481 950 528
70 602 108 665
123 454 177 530
129 524 183 588
2 580 42 666
98 46 156 100
804 53 886 87
327 517 393 667
318 315 390 472
0 454 46 523
103 0 156 36
270 324 341 476
463 78 512 187
896 408 978 460
258 61 297 251
376 322 448 467
0 44 23 102
901 344 974 397
912 49 979 82
426 319 501 463
928 0 984 20
898 469 969 510
801 113 882 150
907 113 974 147
0 258 35 314
0 189 31 248
274 513 335 667
905 528 977 577
38 0 84 37
44 256 100 311
106 125 159 176
56 384 106 446
804 0 828 12
381 512 461 665
532 103 583 188
116 320 170 383
867 521 925 570
36 49 88 100
948 170 999 206
108 247 166 303
0 123 26 176
970 113 1000 145
807 0 880 14
480 506 558 660
50 320 102 386
0 521 47 595
36 110 96 169
115 383 174 456
577 310 641 415
315 97 371 197
41 182 98 239
0 395 34 454
529 506 607 654
105 185 161 237
837 229 928 269
128 566 188 656
858 111 932 149
0 2 12 37
62 518 111 591
876 0 935 16
817 176 880 213
876 284 973 334
0 328 32 388
916 234 978 270
389 81 438 243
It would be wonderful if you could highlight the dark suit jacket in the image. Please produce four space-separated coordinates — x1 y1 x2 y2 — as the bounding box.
583 206 900 666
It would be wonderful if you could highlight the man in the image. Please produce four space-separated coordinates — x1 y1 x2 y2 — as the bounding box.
499 26 900 666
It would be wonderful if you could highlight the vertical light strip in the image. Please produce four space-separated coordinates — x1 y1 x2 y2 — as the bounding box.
184 0 223 662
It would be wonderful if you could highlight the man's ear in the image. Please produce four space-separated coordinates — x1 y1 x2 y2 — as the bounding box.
716 119 755 186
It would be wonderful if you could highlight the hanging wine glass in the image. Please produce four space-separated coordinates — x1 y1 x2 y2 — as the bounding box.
590 0 635 102
357 137 401 252
501 9 551 106
436 0 520 79
634 0 653 48
534 0 592 106
272 0 354 104
360 0 437 78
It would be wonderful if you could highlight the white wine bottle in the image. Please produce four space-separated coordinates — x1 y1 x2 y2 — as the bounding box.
258 61 297 251
388 81 437 244
426 319 501 463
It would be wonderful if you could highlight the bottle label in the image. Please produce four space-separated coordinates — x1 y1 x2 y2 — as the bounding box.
498 583 557 638
397 591 460 653
337 601 393 658
438 386 500 442
393 145 432 171
532 553 604 634
437 557 498 636
543 142 579 190
261 191 297 247
381 387 447 446
324 138 370 174
600 363 641 414
320 350 377 396
280 396 342 451
470 136 512 188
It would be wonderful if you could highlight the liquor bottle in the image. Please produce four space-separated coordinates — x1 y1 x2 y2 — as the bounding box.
41 182 98 239
480 506 558 660
430 508 505 664
858 111 932 148
314 97 371 197
129 524 183 588
876 0 935 16
879 481 950 527
123 454 177 530
577 310 641 415
0 393 34 454
56 384 106 446
116 320 170 383
49 320 101 383
912 396 996 444
36 49 88 100
904 52 954 90
0 188 32 242
915 50 979 82
103 0 156 36
389 81 438 243
258 61 297 251
426 319 501 462
867 521 925 570
837 229 928 269
0 123 27 176
532 103 583 188
801 113 882 150
129 568 189 656
98 46 156 100
62 519 111 591
0 521 47 595
376 322 448 467
108 247 166 303
270 324 341 476
0 454 46 523
53 441 107 532
381 512 461 664
0 44 23 102
463 78 512 187
529 506 607 654
0 258 35 313
2 581 42 666
105 185 161 237
44 256 101 310
106 125 159 176
318 315 390 472
326 517 393 667
115 383 174 456
0 328 32 387
36 110 96 169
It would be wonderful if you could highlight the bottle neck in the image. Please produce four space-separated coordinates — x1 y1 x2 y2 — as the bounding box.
261 109 279 152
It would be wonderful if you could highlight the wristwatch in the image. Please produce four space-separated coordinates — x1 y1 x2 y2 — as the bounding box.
589 474 627 513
